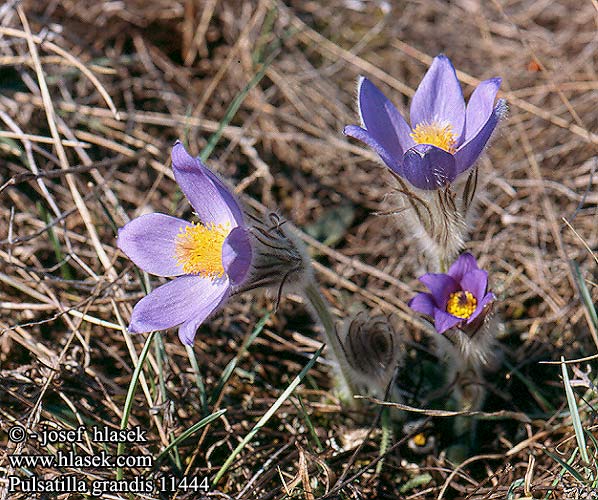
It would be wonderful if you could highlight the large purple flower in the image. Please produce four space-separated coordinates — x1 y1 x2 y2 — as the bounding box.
117 142 252 345
408 253 494 334
344 55 506 190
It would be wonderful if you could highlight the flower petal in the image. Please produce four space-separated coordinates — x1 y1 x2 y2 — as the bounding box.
128 274 229 334
410 55 466 139
343 125 403 174
419 273 460 309
177 289 230 345
466 291 495 325
434 308 462 333
222 226 252 286
464 77 501 142
460 269 488 301
171 141 244 226
447 252 479 282
202 164 245 226
408 292 436 317
357 76 414 155
402 144 456 190
454 99 506 175
118 213 190 277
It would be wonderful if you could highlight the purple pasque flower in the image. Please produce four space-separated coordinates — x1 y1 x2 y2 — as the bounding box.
344 55 506 190
117 141 252 345
408 252 494 334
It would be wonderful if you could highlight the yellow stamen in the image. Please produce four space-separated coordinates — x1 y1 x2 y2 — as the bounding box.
446 290 477 319
410 121 457 153
413 433 427 447
174 222 230 278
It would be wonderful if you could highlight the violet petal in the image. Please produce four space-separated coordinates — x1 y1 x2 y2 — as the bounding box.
357 77 414 155
410 55 466 139
447 252 479 282
408 292 436 317
177 289 230 345
464 77 501 142
460 269 489 302
128 274 229 334
419 273 460 309
454 99 506 175
343 125 403 174
466 292 495 324
171 141 243 227
402 144 457 190
434 308 462 333
117 213 190 277
222 226 252 286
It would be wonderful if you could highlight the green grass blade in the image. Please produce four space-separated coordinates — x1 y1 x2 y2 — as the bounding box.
200 48 278 162
36 201 73 280
561 357 590 465
212 345 323 486
95 192 120 235
156 409 227 463
296 394 323 453
155 333 182 470
209 312 270 406
544 448 578 499
507 478 525 499
572 261 598 331
252 6 277 64
585 429 598 487
116 331 156 480
185 344 208 416
544 449 586 484
585 427 598 454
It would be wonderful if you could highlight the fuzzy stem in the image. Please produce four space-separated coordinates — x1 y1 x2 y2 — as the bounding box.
452 365 485 457
376 407 392 475
303 280 360 401
439 256 448 274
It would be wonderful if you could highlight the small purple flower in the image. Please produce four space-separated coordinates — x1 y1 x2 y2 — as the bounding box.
344 55 506 190
117 142 252 345
408 253 494 334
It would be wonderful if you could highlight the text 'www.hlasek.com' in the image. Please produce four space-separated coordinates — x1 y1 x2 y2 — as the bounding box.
5 424 210 496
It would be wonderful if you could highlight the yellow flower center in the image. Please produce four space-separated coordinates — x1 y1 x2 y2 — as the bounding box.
446 290 477 319
413 433 427 447
410 121 457 154
174 222 231 278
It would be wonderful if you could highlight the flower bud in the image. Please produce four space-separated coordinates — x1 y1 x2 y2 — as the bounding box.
335 312 404 399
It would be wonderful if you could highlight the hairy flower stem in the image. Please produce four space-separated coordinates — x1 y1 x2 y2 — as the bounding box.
451 365 485 460
439 257 448 274
376 407 392 475
303 281 360 402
